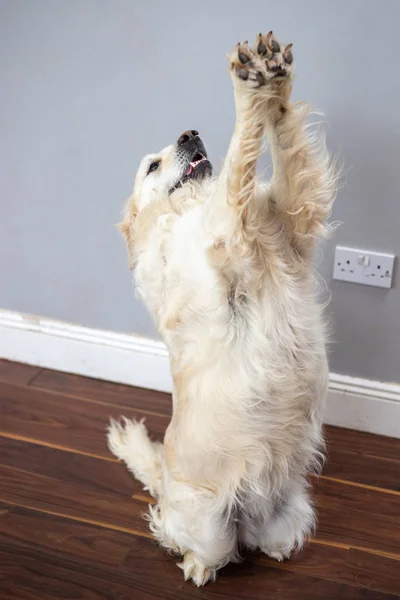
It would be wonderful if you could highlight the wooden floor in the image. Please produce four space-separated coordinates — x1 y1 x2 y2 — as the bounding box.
0 360 399 599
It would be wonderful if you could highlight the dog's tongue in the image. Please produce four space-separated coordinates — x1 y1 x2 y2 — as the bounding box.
186 156 206 176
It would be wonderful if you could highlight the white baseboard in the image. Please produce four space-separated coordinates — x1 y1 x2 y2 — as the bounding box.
0 309 172 393
1 309 399 438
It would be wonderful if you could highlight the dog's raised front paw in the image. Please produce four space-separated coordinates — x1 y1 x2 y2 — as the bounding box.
230 31 293 88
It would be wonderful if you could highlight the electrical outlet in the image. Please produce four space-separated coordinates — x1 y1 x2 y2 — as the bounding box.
333 246 395 289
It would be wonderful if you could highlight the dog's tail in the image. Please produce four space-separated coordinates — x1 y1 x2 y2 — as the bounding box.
107 417 163 498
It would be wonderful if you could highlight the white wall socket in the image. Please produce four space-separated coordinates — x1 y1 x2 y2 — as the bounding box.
333 246 395 289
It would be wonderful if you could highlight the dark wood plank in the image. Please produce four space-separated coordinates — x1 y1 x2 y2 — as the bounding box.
254 543 400 597
1 533 397 600
324 424 400 491
1 585 40 600
345 547 400 597
323 445 400 492
0 501 133 568
212 566 398 600
0 360 41 386
314 477 400 554
325 425 400 462
31 368 172 415
0 381 168 459
0 437 148 534
1 501 399 598
0 547 159 600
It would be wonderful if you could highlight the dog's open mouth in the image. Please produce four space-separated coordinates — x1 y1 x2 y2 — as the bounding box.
185 152 208 177
169 146 212 194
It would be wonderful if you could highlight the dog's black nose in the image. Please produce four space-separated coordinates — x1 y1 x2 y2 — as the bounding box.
178 130 199 145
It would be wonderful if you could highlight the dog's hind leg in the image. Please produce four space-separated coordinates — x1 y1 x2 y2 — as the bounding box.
151 477 238 586
262 482 315 561
238 479 315 561
107 418 163 498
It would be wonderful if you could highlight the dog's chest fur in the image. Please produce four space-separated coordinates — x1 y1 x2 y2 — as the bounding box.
134 198 325 392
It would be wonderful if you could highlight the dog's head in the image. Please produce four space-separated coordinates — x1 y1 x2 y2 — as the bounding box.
121 130 212 268
132 130 212 212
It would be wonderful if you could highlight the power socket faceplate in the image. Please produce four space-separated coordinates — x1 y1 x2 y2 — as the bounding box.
333 246 395 289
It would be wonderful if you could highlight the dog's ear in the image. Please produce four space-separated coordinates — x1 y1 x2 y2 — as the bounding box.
119 195 138 270
119 218 130 240
119 194 138 238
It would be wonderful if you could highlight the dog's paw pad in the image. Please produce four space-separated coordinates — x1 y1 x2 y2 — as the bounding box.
258 31 293 78
238 42 251 65
232 42 265 88
230 31 293 88
283 44 293 65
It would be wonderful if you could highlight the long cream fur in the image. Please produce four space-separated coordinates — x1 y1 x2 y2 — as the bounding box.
107 31 338 586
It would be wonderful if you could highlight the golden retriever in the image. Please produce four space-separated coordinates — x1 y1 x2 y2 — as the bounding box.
107 30 337 586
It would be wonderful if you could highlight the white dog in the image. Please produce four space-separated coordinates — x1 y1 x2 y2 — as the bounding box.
107 30 337 586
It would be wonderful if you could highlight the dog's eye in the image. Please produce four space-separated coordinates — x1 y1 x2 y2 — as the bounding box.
147 160 160 174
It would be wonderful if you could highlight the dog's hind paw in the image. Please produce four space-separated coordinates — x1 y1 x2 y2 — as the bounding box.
178 552 216 587
262 548 291 562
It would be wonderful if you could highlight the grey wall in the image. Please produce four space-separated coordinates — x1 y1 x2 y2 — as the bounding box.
1 0 399 382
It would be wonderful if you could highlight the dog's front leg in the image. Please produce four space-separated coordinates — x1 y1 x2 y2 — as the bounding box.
263 53 338 256
209 32 294 245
